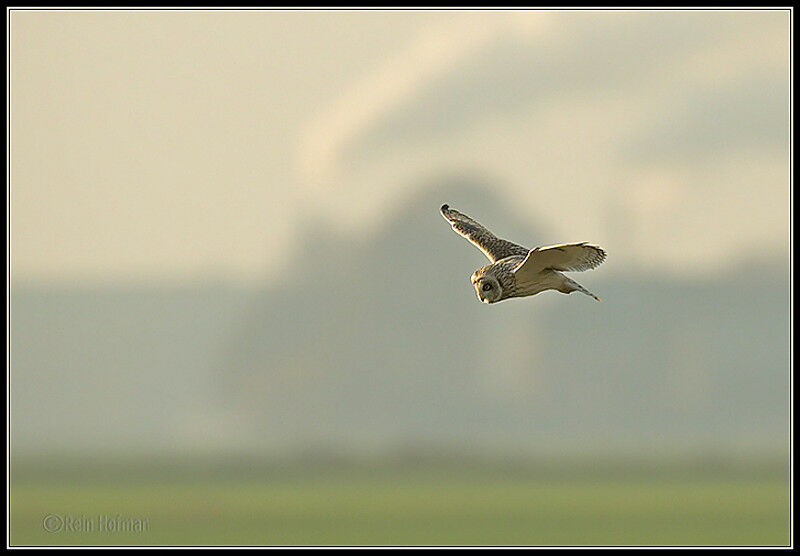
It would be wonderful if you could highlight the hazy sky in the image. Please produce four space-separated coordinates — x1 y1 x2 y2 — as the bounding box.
10 9 790 284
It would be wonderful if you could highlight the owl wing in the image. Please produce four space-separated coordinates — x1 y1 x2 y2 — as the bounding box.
514 242 606 278
440 204 530 263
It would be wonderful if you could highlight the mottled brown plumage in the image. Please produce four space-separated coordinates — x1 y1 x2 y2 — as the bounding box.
441 204 606 304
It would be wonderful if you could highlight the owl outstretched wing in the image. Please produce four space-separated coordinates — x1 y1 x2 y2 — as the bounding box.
514 242 606 278
440 204 530 263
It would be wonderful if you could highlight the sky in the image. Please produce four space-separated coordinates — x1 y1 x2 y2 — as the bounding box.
10 9 791 285
8 10 791 459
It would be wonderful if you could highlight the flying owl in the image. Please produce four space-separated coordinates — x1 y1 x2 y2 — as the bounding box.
440 204 606 304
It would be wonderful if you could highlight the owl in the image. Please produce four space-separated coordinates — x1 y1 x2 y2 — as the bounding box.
441 204 606 304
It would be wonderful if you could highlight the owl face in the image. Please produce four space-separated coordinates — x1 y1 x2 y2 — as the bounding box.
471 268 503 304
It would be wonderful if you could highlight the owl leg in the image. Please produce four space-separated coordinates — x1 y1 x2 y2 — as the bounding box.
559 276 602 302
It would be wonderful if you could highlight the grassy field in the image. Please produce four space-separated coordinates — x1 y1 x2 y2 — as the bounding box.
10 463 790 547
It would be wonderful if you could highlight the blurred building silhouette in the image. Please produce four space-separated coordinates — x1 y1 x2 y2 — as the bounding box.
10 180 789 456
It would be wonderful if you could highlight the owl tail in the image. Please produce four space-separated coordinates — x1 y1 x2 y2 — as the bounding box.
564 277 602 302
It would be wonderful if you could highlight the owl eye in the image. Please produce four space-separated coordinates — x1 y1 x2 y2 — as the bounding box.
482 283 493 291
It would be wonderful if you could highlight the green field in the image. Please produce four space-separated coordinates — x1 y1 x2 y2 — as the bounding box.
10 467 790 546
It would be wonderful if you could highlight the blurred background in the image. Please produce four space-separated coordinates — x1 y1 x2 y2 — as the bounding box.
10 9 790 546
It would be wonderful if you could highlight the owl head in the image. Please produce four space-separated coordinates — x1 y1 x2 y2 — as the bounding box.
471 265 507 304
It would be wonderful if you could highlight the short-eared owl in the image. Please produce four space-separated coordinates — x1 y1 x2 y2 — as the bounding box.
441 204 606 304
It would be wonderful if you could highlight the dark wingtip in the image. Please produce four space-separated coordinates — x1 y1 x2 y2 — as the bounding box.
440 204 449 212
